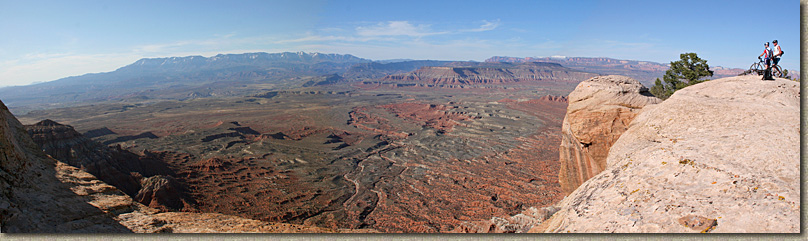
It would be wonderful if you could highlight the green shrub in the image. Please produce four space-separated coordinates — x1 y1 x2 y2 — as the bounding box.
650 53 714 100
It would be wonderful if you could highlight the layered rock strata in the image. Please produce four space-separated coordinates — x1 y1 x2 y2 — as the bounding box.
0 99 361 233
534 76 799 232
558 75 660 194
1 99 138 232
24 120 181 208
134 175 194 211
25 120 140 196
380 63 598 86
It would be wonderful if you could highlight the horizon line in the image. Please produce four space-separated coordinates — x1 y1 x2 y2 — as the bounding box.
0 51 781 89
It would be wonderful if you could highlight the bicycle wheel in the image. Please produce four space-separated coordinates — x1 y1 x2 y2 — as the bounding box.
772 65 783 78
750 63 762 75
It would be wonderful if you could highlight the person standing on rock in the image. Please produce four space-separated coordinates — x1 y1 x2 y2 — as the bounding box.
759 42 772 69
772 40 783 67
759 42 774 80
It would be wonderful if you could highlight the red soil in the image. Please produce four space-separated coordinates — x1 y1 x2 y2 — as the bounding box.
378 102 477 132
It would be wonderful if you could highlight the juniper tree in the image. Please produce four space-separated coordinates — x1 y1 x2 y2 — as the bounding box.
650 53 714 100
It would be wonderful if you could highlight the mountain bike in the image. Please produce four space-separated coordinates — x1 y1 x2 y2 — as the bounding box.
747 57 783 77
748 57 765 75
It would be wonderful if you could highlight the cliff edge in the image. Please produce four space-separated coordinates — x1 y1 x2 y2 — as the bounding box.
558 75 661 194
534 75 799 233
0 99 366 233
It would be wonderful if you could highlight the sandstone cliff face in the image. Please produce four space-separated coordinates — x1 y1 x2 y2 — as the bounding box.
558 75 661 195
535 76 799 233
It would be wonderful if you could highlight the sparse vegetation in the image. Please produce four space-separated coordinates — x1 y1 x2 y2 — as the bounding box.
781 69 798 81
650 53 714 100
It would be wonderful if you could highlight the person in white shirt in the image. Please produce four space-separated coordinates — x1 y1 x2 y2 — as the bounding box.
772 40 782 66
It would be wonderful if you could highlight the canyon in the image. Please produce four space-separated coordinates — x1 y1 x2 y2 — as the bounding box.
72 94 564 233
8 54 587 232
0 99 366 233
0 52 798 233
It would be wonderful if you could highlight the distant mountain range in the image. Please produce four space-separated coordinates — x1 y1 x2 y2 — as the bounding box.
343 60 455 81
121 52 370 73
1 51 786 115
0 52 372 113
0 53 474 114
485 56 753 85
377 62 597 86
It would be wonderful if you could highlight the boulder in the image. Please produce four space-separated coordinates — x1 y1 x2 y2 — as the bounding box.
534 76 799 233
558 75 661 194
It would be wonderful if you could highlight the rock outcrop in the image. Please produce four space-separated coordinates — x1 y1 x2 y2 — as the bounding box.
534 76 799 232
558 75 661 195
538 95 568 103
0 99 365 233
453 206 560 233
1 100 136 232
134 175 194 211
25 120 174 198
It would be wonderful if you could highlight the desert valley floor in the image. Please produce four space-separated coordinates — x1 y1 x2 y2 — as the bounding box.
18 81 572 232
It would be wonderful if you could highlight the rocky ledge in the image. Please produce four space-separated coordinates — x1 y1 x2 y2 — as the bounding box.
533 75 799 233
0 100 368 233
558 75 661 194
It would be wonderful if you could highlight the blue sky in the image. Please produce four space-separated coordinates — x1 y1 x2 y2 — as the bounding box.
0 0 799 87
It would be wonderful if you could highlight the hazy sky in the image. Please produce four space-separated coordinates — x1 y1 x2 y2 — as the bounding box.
0 0 799 87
